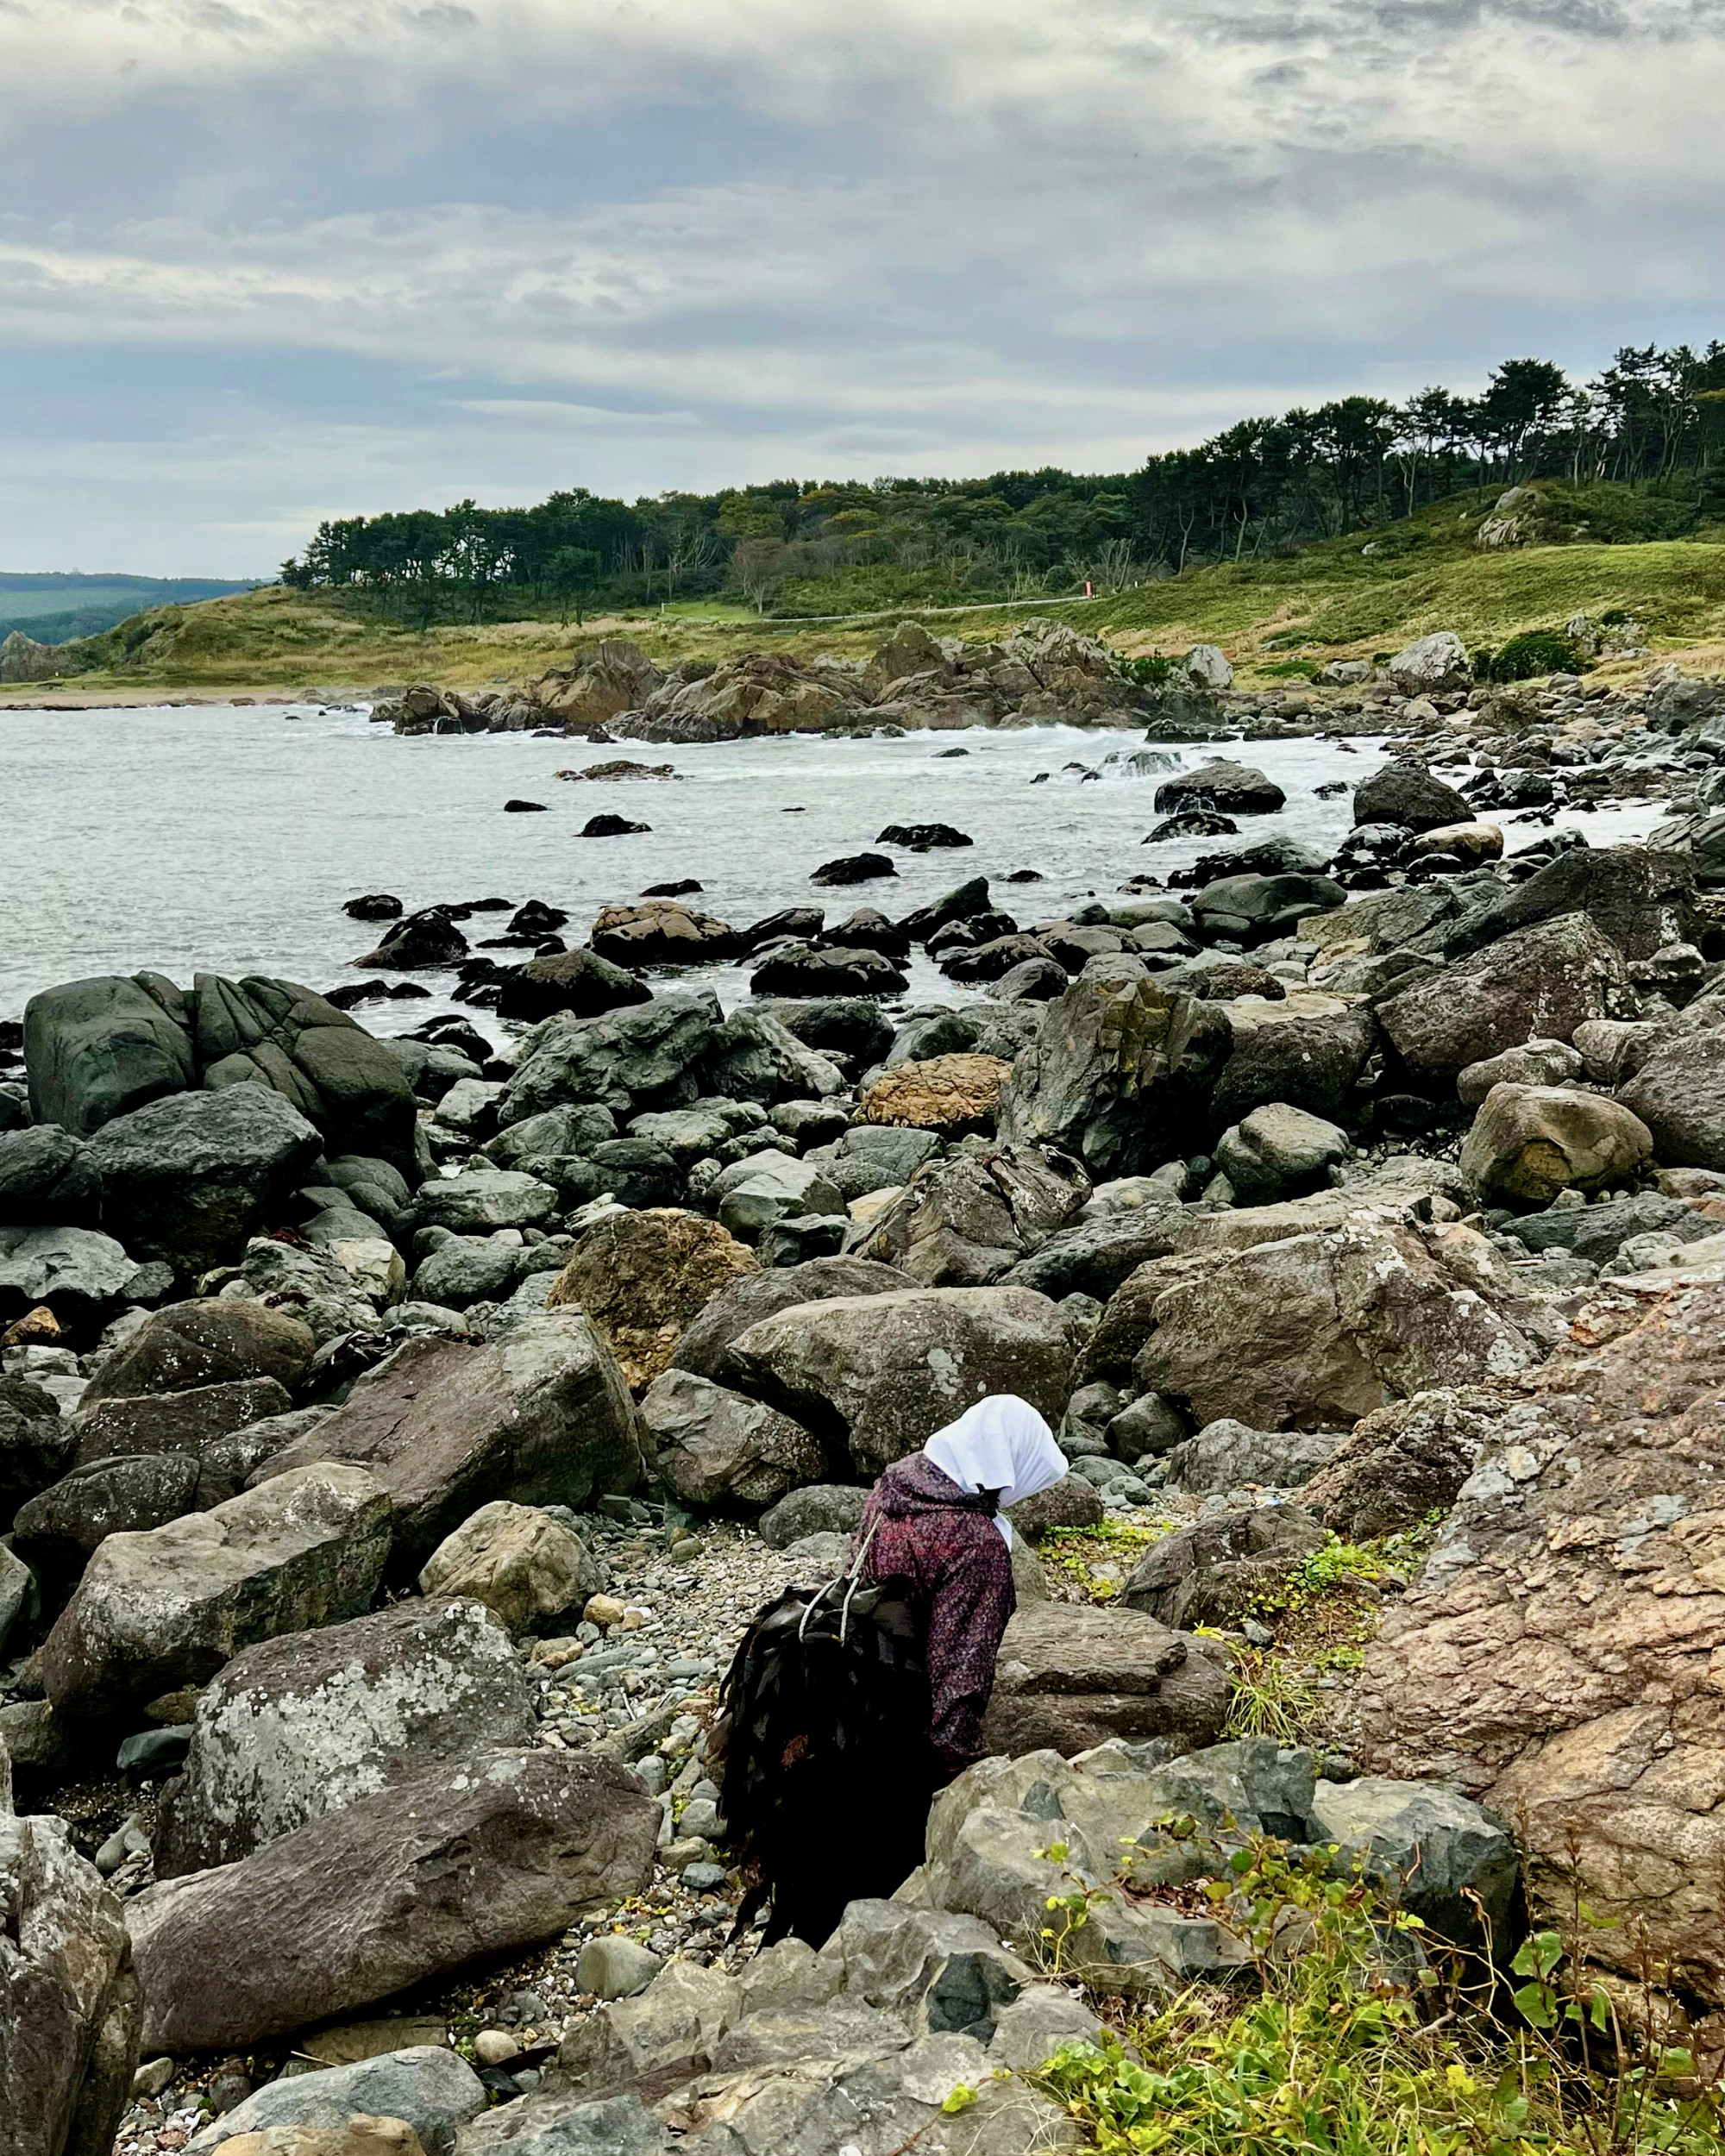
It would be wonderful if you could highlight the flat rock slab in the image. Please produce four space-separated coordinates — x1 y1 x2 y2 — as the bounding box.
129 1751 659 2053
981 1601 1231 1758
250 1313 641 1569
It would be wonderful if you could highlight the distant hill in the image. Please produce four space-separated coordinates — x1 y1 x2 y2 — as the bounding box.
0 573 261 644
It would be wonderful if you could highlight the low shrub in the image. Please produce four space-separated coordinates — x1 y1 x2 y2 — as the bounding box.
1485 630 1592 681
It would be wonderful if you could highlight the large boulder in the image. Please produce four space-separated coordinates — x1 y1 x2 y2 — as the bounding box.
979 1601 1230 1758
1213 1104 1349 1203
850 1143 1089 1288
40 1463 392 1720
1447 846 1703 963
1354 1280 1725 2003
1352 761 1471 831
85 1086 323 1269
1458 1082 1653 1206
1386 630 1470 693
1151 760 1285 816
1123 1504 1328 1628
668 1255 912 1380
712 1150 842 1241
0 1373 75 1519
0 1737 142 2156
1208 1008 1379 1128
495 951 652 1025
407 1169 558 1235
1377 914 1634 1087
23 973 196 1136
1132 1218 1546 1431
637 1369 824 1509
153 1595 536 1877
16 1455 204 1571
997 1194 1186 1301
0 1227 154 1330
127 1752 658 2052
719 1285 1071 1475
0 1125 103 1227
1617 1027 1725 1171
538 638 665 727
499 993 723 1125
251 1314 641 1568
82 1300 316 1406
1163 1416 1348 1494
587 901 740 970
1188 873 1346 948
545 1208 758 1393
997 977 1233 1179
181 2048 485 2156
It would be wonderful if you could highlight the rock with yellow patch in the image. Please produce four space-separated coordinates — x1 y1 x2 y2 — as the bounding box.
858 1054 1013 1133
1458 1082 1653 1207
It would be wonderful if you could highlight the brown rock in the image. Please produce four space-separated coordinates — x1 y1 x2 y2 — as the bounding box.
249 1313 640 1570
1458 1083 1653 1206
1295 1387 1496 1539
1354 1280 1725 2003
417 1501 605 1633
587 902 741 969
1005 1475 1105 1535
2 1303 61 1347
220 2121 425 2156
128 1752 658 2053
858 1054 1013 1133
668 1256 911 1382
547 1208 757 1393
979 1602 1231 1757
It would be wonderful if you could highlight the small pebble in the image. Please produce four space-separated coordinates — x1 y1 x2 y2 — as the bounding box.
474 2028 520 2065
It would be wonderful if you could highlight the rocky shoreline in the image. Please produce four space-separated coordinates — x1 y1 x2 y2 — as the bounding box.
8 648 1725 2153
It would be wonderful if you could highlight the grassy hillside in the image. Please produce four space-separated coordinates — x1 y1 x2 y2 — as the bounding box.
0 572 260 644
9 489 1725 701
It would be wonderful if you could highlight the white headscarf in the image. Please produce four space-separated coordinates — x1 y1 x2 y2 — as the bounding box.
923 1395 1069 1549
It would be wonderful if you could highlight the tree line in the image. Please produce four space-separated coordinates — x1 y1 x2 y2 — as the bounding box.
279 342 1725 621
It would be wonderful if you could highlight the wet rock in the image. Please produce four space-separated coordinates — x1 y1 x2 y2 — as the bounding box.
23 972 198 1137
1458 1083 1653 1206
417 1502 607 1634
1617 1027 1725 1171
343 894 405 923
128 1752 658 2052
587 903 741 969
750 943 909 999
720 1284 1071 1475
580 814 650 838
86 1085 323 1269
877 822 973 849
809 852 897 886
41 1463 393 1720
495 952 652 1025
251 1315 640 1570
0 1124 103 1227
499 993 724 1125
354 910 470 969
637 1369 824 1509
1352 761 1472 831
997 977 1232 1178
850 1142 1088 1288
1124 1503 1328 1627
1152 760 1286 817
154 1596 535 1877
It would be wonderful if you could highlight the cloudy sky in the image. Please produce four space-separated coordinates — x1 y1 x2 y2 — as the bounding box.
2 0 1720 574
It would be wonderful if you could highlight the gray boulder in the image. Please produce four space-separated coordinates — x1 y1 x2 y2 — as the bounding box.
0 1125 102 1227
756 1482 868 1549
719 1285 1071 1476
23 972 196 1136
128 1752 658 2053
1377 914 1634 1086
40 1463 392 1720
1617 1027 1725 1171
408 1169 560 1236
1214 1104 1349 1204
1189 873 1346 948
1309 1776 1516 1947
637 1369 824 1510
409 1233 540 1311
850 1142 1089 1287
0 1736 142 2156
712 1151 842 1242
249 1313 641 1568
1152 760 1285 816
1210 1008 1378 1128
184 2047 485 2156
1163 1416 1350 1494
0 1373 75 1518
1105 1389 1187 1463
1386 631 1470 693
82 1299 316 1405
72 1377 295 1508
997 976 1232 1179
998 1197 1185 1300
85 1085 323 1269
499 993 724 1124
1510 1189 1713 1267
669 1256 912 1381
15 1453 203 1569
0 1227 151 1328
154 1595 535 1876
1352 761 1471 831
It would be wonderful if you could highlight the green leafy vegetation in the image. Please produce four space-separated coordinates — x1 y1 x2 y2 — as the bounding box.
1034 1827 1724 2156
1485 629 1595 681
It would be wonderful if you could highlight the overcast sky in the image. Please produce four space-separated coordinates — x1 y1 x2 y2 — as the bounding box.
2 0 1720 575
